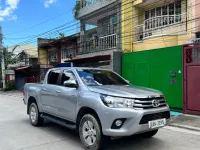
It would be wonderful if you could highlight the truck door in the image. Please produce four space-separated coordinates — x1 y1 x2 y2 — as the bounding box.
54 69 78 121
40 69 61 116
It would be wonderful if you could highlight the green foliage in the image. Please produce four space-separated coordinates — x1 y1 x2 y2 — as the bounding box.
3 81 15 91
0 47 20 69
73 1 80 19
59 33 65 39
4 49 18 68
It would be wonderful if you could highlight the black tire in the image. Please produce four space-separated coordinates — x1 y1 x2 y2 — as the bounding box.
140 129 158 138
79 114 109 150
29 103 44 126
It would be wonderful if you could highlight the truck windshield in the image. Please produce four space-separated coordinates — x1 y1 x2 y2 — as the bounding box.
77 69 129 86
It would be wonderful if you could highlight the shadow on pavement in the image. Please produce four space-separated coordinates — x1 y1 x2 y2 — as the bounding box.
106 135 164 150
22 118 165 150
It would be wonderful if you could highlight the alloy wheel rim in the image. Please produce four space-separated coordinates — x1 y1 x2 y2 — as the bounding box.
82 120 97 146
30 106 37 123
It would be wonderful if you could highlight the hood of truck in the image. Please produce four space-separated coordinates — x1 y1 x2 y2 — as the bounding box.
87 85 163 98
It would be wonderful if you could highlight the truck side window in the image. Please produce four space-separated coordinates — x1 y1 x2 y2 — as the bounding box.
48 70 61 85
61 70 76 86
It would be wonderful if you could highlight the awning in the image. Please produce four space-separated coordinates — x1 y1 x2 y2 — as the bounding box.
15 66 30 71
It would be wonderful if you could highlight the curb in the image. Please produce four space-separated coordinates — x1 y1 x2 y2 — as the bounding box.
169 123 200 132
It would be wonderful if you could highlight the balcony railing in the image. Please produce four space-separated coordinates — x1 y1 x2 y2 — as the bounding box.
80 0 112 8
81 0 96 8
134 13 186 42
79 34 117 54
78 0 117 18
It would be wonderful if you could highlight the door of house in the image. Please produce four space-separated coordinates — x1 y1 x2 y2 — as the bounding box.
183 44 200 115
15 77 25 91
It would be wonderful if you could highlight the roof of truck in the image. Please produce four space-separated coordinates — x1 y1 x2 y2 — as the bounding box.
50 67 110 71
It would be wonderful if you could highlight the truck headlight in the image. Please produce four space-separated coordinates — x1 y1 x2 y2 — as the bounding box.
100 94 135 108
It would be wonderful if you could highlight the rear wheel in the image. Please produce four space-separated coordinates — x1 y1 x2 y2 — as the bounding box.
140 129 158 138
79 114 109 150
29 103 44 126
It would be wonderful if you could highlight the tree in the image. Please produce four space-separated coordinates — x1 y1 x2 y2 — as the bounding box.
0 45 20 89
73 1 80 19
59 33 65 39
0 47 19 69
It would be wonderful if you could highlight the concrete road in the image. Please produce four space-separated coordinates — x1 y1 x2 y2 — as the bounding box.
1 94 200 150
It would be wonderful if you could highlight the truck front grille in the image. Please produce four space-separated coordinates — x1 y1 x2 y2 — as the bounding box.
133 97 167 109
139 111 170 124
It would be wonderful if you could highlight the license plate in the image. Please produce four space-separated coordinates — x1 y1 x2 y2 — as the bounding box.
148 119 166 129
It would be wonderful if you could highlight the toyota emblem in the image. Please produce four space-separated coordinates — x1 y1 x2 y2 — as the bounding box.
152 100 160 108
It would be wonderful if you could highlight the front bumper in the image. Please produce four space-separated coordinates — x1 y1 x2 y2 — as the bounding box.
98 106 170 137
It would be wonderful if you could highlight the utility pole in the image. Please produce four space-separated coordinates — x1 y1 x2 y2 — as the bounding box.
0 26 6 89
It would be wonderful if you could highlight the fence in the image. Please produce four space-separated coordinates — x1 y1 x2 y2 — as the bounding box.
134 13 187 42
79 34 117 54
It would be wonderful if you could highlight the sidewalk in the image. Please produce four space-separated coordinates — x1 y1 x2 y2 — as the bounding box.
170 113 200 132
0 90 23 98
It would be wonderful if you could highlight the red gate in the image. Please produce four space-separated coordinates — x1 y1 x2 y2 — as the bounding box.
183 43 200 115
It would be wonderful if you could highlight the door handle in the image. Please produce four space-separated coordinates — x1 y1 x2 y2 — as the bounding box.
56 90 61 93
42 88 47 91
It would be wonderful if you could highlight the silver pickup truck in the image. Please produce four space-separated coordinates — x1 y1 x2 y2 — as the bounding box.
23 67 170 150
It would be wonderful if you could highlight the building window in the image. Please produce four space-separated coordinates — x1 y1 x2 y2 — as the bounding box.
169 3 175 24
101 15 118 35
48 51 58 62
144 0 182 30
196 32 200 39
62 48 75 60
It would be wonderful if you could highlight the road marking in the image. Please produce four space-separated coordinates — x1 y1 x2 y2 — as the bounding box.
164 126 200 135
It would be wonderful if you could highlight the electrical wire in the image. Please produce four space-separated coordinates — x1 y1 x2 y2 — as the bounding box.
5 0 171 41
5 0 198 50
5 8 75 36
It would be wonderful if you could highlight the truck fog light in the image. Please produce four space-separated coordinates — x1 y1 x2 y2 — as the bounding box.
111 118 126 129
115 120 122 127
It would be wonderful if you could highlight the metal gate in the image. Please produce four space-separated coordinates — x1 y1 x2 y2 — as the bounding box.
15 77 25 91
183 43 200 115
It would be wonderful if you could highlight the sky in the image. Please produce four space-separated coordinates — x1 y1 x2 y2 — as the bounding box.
0 0 78 47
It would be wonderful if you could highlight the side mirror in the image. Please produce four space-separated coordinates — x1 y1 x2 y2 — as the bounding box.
63 80 78 88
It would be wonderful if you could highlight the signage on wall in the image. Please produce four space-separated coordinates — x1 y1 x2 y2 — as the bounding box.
170 70 178 85
170 71 177 76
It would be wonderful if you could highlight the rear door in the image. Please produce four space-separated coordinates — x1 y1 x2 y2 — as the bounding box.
40 69 61 115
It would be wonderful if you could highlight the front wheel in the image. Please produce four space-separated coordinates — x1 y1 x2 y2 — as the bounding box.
29 103 44 126
79 114 108 150
140 129 158 138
